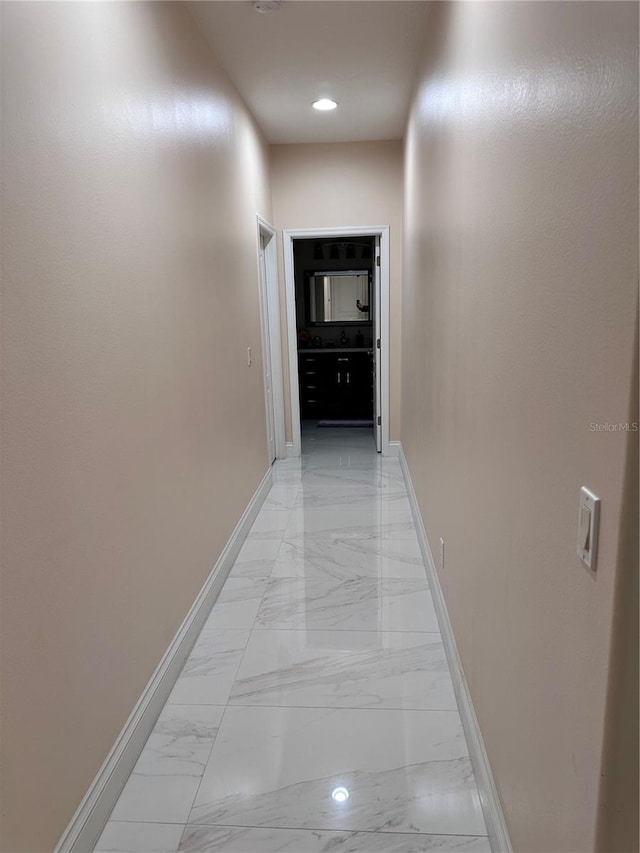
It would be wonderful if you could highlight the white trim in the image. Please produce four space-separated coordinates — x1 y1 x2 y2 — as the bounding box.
387 440 401 457
379 228 390 456
54 469 273 853
257 230 276 462
282 226 391 457
282 229 302 457
398 444 513 853
373 236 382 452
257 216 286 460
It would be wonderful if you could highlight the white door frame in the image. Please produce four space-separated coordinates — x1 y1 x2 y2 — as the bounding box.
372 234 382 452
283 225 391 457
256 216 286 460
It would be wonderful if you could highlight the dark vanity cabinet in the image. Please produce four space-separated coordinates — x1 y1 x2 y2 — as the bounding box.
298 351 373 419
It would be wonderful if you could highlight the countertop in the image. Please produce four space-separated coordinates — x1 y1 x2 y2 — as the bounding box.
298 347 373 354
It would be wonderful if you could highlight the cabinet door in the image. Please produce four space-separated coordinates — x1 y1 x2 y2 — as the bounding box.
333 355 373 418
333 356 353 415
350 352 374 417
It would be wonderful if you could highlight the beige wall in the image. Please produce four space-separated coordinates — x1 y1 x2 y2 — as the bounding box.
0 3 271 850
401 3 638 852
594 321 638 852
270 141 403 442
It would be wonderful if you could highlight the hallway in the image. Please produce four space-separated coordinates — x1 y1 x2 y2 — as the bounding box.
96 428 489 852
1 2 637 850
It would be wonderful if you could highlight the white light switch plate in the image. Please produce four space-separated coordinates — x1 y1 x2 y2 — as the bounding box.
577 486 600 571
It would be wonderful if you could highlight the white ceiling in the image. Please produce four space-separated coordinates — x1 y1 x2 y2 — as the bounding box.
187 1 431 144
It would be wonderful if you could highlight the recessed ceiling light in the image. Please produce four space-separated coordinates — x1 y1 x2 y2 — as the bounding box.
331 787 349 802
312 99 338 112
253 1 281 12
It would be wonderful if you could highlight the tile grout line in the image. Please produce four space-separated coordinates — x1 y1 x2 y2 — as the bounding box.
109 817 490 841
224 703 463 714
183 822 491 839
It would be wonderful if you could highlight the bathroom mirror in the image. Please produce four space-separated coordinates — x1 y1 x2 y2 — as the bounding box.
305 270 371 325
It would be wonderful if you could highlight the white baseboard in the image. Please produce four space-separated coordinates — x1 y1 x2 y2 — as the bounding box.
54 468 273 853
397 444 512 853
386 440 401 457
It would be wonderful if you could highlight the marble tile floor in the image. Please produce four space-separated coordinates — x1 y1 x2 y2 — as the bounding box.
96 427 489 853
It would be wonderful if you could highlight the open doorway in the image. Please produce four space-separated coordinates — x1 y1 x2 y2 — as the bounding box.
283 226 390 456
